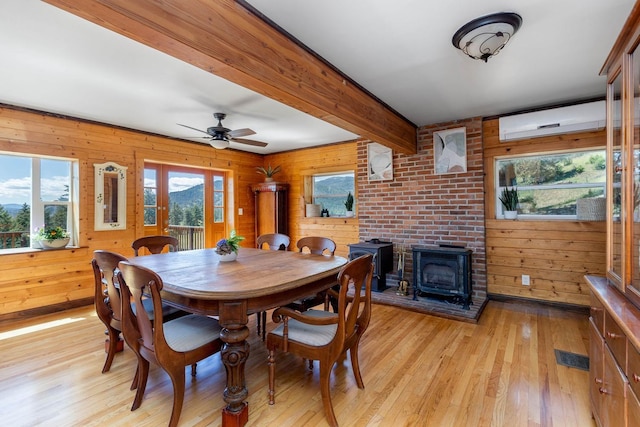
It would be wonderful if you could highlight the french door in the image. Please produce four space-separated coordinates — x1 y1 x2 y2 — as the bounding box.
143 163 227 249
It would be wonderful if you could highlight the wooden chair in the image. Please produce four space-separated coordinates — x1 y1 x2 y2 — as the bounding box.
117 261 223 427
92 250 129 375
286 236 337 312
92 250 186 387
257 233 290 251
131 235 179 256
267 254 374 427
256 233 291 339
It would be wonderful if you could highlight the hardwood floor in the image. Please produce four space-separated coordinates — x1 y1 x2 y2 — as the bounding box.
0 300 594 427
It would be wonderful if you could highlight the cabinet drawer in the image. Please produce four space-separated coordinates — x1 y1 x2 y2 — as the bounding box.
629 340 640 398
590 293 605 335
605 311 627 370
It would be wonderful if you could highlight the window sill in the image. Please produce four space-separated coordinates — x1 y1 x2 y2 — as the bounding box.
1 246 79 255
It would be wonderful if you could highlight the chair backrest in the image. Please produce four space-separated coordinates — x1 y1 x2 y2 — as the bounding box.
334 254 374 351
132 235 179 256
92 250 128 329
257 233 290 251
296 236 336 255
117 261 169 357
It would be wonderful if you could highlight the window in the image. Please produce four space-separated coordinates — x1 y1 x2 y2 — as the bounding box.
0 153 78 250
312 171 355 216
496 149 606 218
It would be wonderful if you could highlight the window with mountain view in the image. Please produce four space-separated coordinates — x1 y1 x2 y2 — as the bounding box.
496 149 606 218
0 153 77 250
312 171 355 216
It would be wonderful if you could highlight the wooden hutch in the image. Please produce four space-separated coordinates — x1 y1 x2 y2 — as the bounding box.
587 1 640 425
252 181 288 239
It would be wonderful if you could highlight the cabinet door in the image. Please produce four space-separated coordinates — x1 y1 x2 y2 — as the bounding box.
608 69 624 288
602 346 627 427
628 384 640 426
590 319 604 423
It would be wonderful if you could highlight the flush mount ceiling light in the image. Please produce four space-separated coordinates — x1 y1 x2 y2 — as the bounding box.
452 12 522 62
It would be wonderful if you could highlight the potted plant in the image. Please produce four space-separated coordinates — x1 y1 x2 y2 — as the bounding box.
215 229 245 261
499 187 519 219
256 164 281 182
344 191 355 217
33 225 70 249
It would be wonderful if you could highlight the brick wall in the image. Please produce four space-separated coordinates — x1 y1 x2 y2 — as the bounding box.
357 117 487 301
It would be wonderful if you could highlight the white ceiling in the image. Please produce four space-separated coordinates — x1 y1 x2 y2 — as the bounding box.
0 0 635 154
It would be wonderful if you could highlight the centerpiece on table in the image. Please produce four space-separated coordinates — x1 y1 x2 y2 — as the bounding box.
215 229 244 261
33 225 70 249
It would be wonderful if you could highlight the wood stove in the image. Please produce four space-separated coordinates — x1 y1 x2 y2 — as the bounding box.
412 245 472 309
348 240 393 292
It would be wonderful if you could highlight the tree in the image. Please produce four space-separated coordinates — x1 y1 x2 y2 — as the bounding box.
13 203 30 232
0 206 12 232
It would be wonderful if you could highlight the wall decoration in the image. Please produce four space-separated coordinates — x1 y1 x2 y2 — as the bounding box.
94 161 127 230
434 127 467 174
368 142 393 181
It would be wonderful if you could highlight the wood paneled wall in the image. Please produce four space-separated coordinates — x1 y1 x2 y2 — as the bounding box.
483 119 607 306
0 106 264 317
264 142 359 258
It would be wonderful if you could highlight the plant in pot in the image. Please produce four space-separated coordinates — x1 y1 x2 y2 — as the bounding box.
344 191 355 217
499 187 519 219
256 164 281 182
33 225 70 249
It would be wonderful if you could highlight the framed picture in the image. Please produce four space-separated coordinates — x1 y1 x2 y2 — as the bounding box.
368 142 393 181
434 127 467 174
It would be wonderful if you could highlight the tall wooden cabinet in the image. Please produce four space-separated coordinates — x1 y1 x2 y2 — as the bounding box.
588 3 640 426
252 182 288 239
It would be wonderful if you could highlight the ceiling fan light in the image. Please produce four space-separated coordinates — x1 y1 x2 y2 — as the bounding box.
209 137 230 149
452 12 522 62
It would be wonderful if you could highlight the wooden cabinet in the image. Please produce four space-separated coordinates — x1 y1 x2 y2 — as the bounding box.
252 182 288 239
586 275 640 426
601 1 640 308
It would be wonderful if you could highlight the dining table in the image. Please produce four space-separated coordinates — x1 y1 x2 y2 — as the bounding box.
126 247 347 427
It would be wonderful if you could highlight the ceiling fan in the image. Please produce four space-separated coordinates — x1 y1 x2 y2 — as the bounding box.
178 112 268 149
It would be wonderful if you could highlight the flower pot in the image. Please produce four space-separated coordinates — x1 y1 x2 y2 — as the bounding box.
504 211 518 220
40 237 70 249
345 211 354 217
217 251 237 262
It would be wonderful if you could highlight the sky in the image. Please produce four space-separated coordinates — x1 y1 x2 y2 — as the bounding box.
0 154 71 205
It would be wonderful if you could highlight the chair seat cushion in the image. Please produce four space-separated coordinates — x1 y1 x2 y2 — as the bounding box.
164 315 221 352
131 298 182 321
271 309 338 346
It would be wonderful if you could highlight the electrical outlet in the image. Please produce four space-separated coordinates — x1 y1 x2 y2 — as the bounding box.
238 208 243 215
522 274 530 286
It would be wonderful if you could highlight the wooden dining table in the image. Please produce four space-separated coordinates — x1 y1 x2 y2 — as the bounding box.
126 247 347 427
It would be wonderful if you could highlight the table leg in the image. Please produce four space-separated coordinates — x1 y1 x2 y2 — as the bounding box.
219 302 250 427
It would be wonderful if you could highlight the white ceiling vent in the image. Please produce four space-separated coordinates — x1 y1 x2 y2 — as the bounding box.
499 101 605 142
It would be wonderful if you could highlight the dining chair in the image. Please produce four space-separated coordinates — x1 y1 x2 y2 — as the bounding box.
92 250 129 375
257 233 290 251
285 236 337 312
117 261 224 427
255 233 291 339
131 235 179 256
92 250 186 387
266 254 374 427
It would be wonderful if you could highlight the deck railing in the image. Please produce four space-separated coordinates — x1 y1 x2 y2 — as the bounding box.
0 231 29 249
168 225 205 251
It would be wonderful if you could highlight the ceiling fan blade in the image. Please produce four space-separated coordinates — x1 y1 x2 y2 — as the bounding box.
177 123 210 135
231 137 268 147
228 128 255 138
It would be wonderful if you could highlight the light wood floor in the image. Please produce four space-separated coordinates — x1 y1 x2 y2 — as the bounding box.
0 300 594 427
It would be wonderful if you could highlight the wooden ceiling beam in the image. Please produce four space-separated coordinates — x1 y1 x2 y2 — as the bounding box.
44 0 417 154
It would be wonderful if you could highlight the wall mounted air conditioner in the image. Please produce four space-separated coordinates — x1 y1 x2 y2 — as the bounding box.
498 100 605 142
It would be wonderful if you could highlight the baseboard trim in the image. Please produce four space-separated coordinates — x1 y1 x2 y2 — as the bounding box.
487 293 590 315
0 297 94 322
